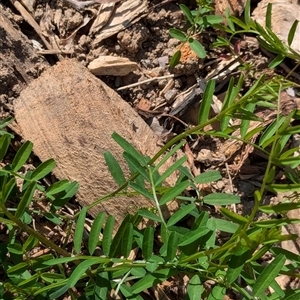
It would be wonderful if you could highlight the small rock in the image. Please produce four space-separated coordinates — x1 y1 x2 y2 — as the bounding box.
158 56 169 68
88 56 138 76
164 89 177 103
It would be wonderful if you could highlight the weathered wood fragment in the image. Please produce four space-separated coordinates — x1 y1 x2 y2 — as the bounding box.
14 59 177 224
0 9 49 106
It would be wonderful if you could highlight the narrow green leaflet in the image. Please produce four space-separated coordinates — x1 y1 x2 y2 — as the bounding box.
138 209 161 223
49 284 69 299
188 38 206 58
0 134 11 161
110 214 132 257
280 124 300 135
198 80 215 124
219 207 248 225
197 15 223 27
269 54 285 68
122 223 134 258
259 202 300 214
7 262 28 275
253 218 300 228
194 170 221 184
178 226 210 246
104 151 126 186
186 274 204 300
180 4 194 25
244 0 251 27
112 132 147 165
23 235 39 252
43 256 110 266
46 180 70 196
74 207 87 254
155 155 187 187
153 140 186 173
94 271 111 300
10 141 33 172
267 183 300 193
166 231 179 261
18 273 39 288
68 258 103 287
102 215 115 256
7 243 23 255
41 272 65 283
225 8 235 31
169 28 187 42
288 20 299 46
0 116 13 129
240 103 256 138
220 77 236 132
129 182 154 200
167 203 196 227
88 212 106 255
159 180 189 206
142 226 154 260
131 269 176 294
30 159 56 181
52 181 79 209
265 3 272 29
170 50 181 67
253 254 286 297
208 286 226 300
123 152 149 182
207 218 238 234
259 117 285 147
120 284 143 300
226 248 252 284
15 181 36 219
2 177 16 203
285 290 300 300
203 193 240 206
229 16 248 30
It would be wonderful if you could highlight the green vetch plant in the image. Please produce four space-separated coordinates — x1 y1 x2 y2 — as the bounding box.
169 0 223 66
212 0 300 70
1 67 300 300
170 0 300 71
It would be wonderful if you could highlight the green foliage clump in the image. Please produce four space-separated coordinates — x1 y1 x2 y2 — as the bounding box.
1 0 300 299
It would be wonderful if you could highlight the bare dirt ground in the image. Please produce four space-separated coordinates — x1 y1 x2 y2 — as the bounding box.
1 0 300 298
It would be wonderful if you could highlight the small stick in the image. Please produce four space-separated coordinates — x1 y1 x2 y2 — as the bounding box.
10 0 53 53
116 74 175 91
63 0 122 10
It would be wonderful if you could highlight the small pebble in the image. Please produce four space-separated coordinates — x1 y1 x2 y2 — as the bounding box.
158 56 169 68
140 59 152 68
164 89 177 103
157 79 168 89
174 79 182 89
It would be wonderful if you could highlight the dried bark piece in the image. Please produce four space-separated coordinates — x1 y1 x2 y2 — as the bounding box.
14 59 177 224
90 0 148 46
0 9 49 117
88 56 138 76
252 0 300 54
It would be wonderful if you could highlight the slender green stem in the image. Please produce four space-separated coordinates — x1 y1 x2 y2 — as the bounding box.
148 166 169 233
0 202 71 257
